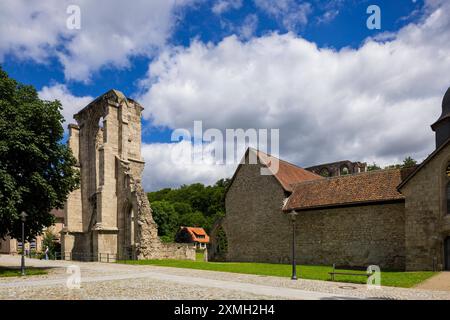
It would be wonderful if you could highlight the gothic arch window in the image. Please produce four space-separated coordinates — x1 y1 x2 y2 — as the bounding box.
340 166 350 176
320 168 330 177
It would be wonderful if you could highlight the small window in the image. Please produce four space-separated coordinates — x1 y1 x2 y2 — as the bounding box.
446 164 450 177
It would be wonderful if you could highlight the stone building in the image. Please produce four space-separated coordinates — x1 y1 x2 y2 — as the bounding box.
61 90 195 261
0 209 64 255
210 87 450 271
306 160 367 177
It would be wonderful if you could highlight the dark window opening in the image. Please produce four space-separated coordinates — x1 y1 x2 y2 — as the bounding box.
340 166 350 175
447 182 450 215
320 168 330 177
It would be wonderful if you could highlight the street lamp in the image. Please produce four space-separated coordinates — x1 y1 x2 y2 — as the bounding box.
289 210 298 280
20 211 28 276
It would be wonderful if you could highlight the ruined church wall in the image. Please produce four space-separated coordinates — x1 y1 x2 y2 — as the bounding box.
63 90 196 261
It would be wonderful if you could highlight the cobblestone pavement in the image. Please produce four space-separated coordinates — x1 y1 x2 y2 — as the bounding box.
1 255 449 300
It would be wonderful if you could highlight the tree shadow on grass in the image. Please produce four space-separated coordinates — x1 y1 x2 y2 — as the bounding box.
0 266 55 277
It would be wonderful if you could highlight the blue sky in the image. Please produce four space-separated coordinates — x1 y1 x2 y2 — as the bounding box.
4 1 423 101
1 0 449 190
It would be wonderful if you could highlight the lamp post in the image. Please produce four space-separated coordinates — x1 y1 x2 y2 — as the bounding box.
289 210 298 280
20 212 28 276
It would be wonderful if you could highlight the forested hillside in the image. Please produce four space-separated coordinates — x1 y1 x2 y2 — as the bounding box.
147 178 230 242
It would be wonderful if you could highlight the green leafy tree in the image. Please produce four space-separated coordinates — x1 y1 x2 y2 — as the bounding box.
147 178 229 240
0 67 79 241
367 162 381 171
151 201 179 241
179 211 207 228
402 156 417 168
42 230 57 259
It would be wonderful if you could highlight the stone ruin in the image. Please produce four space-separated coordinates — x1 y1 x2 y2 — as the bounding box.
61 90 196 261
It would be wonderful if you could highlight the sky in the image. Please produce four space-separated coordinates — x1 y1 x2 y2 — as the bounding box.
1 0 450 191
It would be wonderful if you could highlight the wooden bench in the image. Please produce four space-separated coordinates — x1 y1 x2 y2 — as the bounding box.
329 264 374 282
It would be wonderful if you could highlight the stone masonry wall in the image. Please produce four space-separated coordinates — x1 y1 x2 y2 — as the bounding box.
400 142 450 271
222 161 406 269
295 203 405 270
62 90 195 261
223 162 295 264
132 181 195 261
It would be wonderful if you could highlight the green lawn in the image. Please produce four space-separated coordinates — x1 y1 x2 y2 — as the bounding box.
120 259 436 288
196 251 205 261
0 267 48 277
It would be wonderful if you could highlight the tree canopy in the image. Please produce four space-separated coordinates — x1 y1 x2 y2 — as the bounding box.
148 178 230 242
0 67 79 240
368 156 418 171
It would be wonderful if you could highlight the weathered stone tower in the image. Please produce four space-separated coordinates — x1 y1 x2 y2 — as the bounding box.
61 90 195 261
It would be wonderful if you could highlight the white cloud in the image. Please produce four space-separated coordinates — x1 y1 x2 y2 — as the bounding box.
0 0 194 82
141 141 235 191
38 84 93 126
219 13 259 40
316 10 339 25
254 0 312 30
138 0 450 180
212 0 243 15
238 14 259 40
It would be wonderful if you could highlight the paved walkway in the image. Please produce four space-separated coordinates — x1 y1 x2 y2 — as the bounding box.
414 272 450 291
1 255 449 300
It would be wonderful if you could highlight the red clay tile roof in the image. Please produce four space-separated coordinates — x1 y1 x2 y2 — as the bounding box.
283 168 408 211
182 227 210 243
250 148 323 192
50 208 64 219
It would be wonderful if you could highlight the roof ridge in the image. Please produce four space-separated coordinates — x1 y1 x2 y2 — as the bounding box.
250 147 319 173
290 167 403 188
306 159 356 168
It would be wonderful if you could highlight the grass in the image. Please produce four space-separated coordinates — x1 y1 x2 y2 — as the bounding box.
120 259 436 288
0 266 48 278
196 251 205 261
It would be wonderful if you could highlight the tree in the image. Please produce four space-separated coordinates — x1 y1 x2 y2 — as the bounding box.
0 67 79 241
367 162 381 171
402 156 417 168
179 211 207 228
147 178 228 239
42 230 57 259
151 201 179 241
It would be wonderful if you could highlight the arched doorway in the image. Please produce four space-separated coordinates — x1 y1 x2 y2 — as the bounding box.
210 225 228 262
123 205 135 260
445 237 450 271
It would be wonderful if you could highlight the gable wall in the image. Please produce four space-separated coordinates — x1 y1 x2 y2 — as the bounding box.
401 142 450 271
223 162 292 263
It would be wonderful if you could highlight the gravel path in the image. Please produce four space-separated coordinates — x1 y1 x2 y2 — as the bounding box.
1 254 449 300
414 272 450 292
